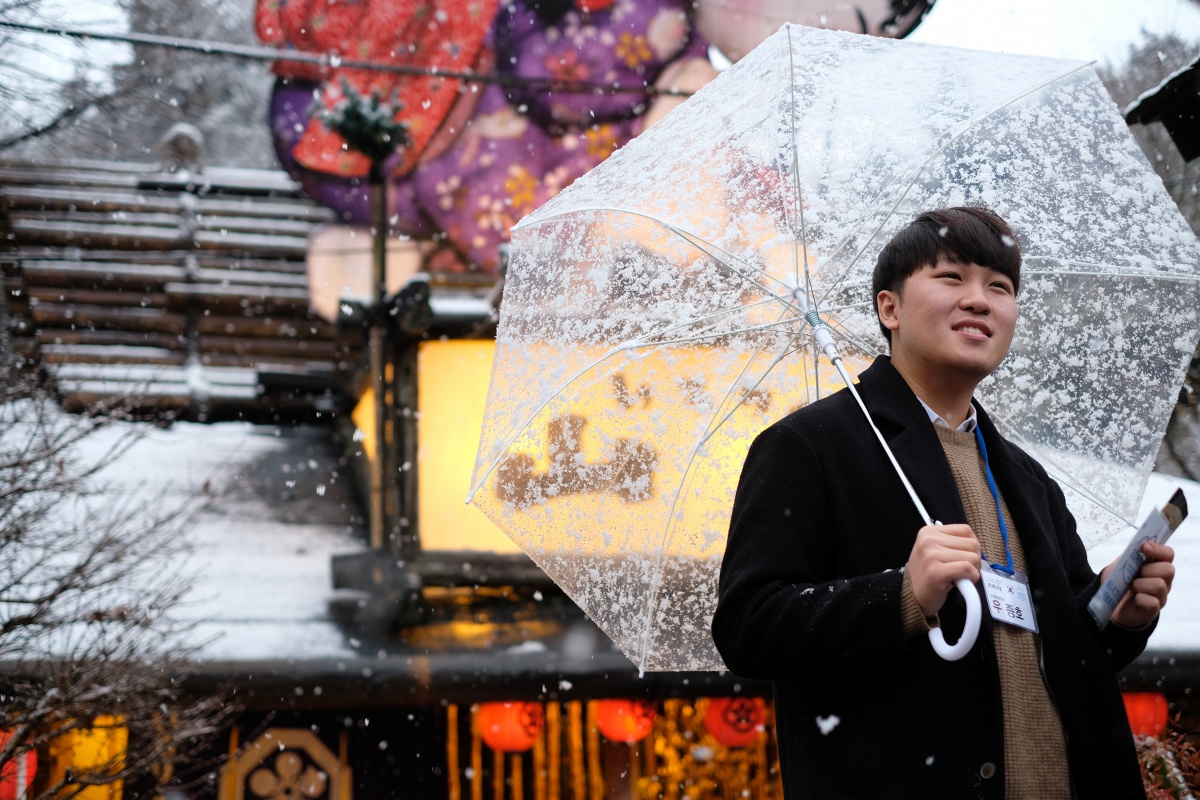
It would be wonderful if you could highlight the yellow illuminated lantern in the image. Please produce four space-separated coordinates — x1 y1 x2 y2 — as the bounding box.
44 716 127 800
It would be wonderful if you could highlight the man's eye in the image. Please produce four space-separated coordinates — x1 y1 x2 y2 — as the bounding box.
938 272 961 280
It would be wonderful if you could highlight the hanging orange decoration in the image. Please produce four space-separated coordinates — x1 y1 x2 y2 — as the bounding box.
0 730 37 800
704 697 766 749
476 702 544 752
1122 692 1169 737
595 699 657 743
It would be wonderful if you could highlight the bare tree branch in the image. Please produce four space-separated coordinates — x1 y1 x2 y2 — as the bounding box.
0 88 122 151
0 363 232 795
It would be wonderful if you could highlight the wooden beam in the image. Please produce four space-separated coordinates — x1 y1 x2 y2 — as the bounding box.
0 165 142 189
19 260 186 288
195 314 333 339
195 215 316 236
0 185 181 214
48 362 259 387
195 196 335 221
61 385 193 409
192 229 308 256
199 352 337 370
9 209 181 227
27 287 169 308
11 219 184 249
34 329 185 349
39 343 184 365
196 255 308 274
31 303 188 334
192 268 309 288
164 283 310 310
196 335 339 359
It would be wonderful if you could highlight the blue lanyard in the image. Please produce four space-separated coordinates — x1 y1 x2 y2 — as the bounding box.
973 425 1015 576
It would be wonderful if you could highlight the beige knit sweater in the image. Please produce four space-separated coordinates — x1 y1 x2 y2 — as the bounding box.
899 425 1071 799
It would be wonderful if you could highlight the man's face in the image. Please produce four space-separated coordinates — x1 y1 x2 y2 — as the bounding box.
876 257 1018 383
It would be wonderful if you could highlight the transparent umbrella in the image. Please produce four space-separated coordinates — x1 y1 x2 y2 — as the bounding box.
467 24 1200 673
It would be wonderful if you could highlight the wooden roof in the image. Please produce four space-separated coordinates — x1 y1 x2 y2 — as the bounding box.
1 157 351 420
1124 56 1200 161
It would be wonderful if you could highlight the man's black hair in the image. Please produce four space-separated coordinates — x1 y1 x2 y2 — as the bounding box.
871 206 1022 344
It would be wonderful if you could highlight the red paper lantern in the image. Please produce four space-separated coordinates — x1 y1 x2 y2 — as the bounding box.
595 699 657 743
704 697 766 749
1122 692 1169 738
0 731 37 800
476 702 544 752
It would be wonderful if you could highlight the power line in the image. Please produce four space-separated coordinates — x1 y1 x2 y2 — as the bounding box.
0 19 695 99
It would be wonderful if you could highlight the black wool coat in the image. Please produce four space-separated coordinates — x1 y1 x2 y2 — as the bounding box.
711 356 1151 800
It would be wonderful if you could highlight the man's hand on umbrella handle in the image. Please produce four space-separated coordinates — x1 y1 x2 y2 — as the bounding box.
1103 542 1176 630
908 523 982 618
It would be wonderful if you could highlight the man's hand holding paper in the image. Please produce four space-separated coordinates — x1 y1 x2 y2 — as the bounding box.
1103 542 1176 630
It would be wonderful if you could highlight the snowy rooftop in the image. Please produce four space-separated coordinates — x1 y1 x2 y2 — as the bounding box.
86 418 367 663
72 418 1200 701
84 418 677 706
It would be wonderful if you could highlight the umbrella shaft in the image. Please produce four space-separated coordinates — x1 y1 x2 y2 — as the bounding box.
831 357 934 527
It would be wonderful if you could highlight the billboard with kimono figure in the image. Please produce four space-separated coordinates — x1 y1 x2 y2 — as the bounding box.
257 0 934 275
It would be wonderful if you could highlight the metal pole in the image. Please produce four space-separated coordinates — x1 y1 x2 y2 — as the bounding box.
368 161 388 551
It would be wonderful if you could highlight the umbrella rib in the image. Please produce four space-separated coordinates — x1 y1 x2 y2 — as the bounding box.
632 317 800 349
667 227 803 310
518 207 803 309
811 332 822 401
700 330 804 448
785 28 820 322
786 26 808 293
1023 258 1200 280
814 61 1095 307
801 341 814 404
614 297 782 350
822 315 883 359
465 343 652 503
635 314 802 672
468 289 794 503
466 303 788 503
824 300 875 313
990 421 1136 528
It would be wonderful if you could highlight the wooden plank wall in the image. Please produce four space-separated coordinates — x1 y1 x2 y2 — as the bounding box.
0 160 352 421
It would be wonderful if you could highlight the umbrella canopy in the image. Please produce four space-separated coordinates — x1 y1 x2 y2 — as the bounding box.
468 24 1200 672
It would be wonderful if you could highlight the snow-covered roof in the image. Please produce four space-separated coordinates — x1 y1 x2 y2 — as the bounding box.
84 418 366 662
1124 54 1200 122
85 417 664 706
78 418 1200 698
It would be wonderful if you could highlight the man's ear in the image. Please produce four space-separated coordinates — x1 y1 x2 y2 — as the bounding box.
876 289 901 334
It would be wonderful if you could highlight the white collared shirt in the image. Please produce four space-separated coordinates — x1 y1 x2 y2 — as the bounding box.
917 397 977 433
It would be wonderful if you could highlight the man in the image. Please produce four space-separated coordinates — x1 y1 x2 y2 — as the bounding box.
711 207 1175 799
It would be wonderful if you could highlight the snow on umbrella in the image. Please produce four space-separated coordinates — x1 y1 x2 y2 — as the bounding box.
468 24 1200 673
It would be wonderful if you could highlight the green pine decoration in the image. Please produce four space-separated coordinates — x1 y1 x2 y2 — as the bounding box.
314 77 412 164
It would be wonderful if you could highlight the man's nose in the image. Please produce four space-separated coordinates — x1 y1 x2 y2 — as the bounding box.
960 281 991 312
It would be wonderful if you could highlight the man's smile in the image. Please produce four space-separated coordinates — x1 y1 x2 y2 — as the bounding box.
952 319 992 341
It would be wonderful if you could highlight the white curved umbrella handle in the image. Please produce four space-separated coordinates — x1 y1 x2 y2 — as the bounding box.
812 344 983 663
927 578 981 661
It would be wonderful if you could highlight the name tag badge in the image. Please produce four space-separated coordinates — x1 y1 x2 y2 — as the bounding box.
981 564 1038 633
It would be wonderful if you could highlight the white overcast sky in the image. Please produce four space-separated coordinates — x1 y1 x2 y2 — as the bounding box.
15 0 1200 71
908 0 1200 65
13 0 1200 78
13 0 129 87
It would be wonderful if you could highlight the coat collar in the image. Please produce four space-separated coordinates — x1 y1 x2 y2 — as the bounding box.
853 356 966 526
853 355 1063 566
